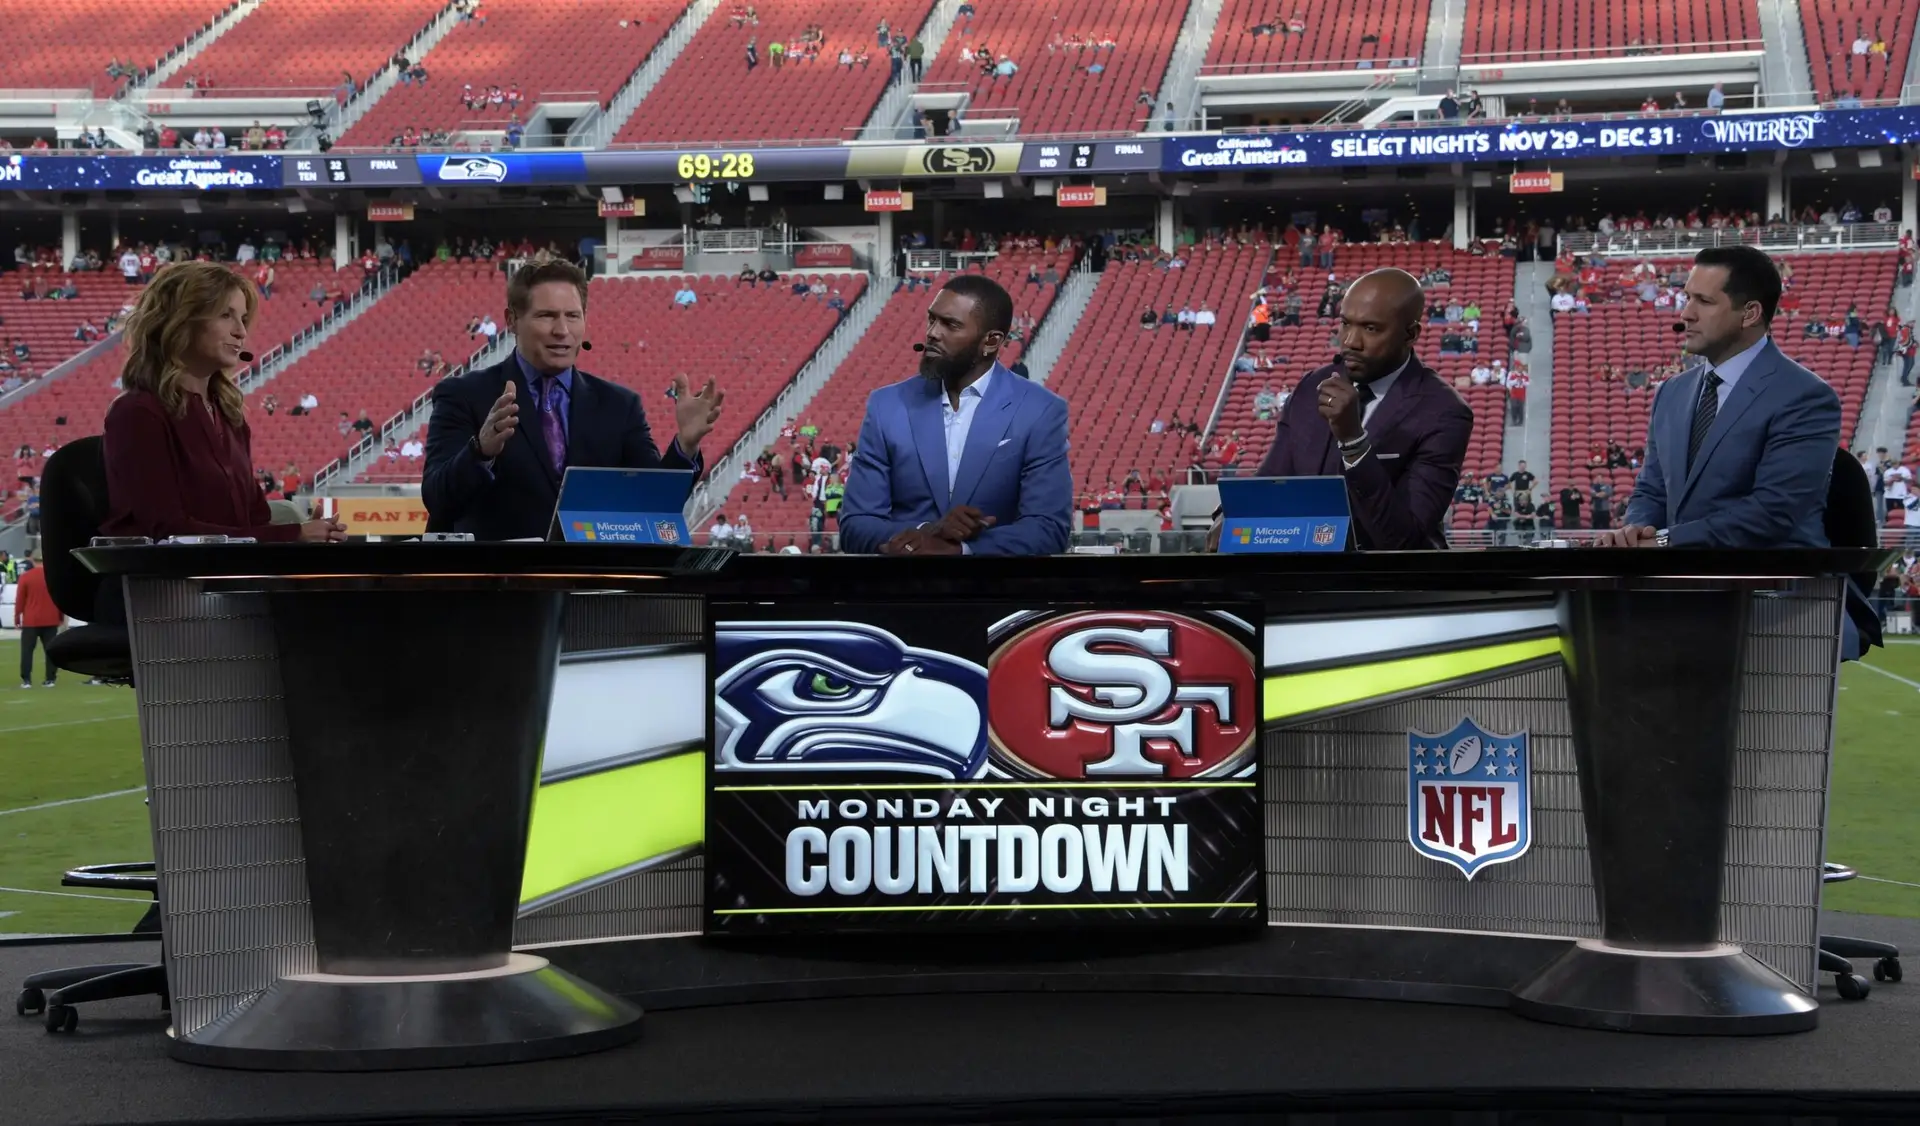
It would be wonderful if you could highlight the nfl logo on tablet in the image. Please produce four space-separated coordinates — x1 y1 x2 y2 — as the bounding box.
1407 717 1531 879
1311 523 1338 547
653 519 682 544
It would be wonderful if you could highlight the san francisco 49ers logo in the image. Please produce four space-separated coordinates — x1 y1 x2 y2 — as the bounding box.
986 611 1258 780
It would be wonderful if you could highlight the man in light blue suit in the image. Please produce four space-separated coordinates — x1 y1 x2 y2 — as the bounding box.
839 275 1072 556
1602 245 1840 549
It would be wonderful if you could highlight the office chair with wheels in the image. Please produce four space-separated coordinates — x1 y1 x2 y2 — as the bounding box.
10 436 169 1033
1816 447 1901 1000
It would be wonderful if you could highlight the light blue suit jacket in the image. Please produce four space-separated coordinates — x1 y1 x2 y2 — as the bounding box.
839 368 1072 556
1624 338 1840 547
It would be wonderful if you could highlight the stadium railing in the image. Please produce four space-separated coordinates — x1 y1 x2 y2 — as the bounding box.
1458 37 1766 66
1556 223 1904 258
1199 57 1422 76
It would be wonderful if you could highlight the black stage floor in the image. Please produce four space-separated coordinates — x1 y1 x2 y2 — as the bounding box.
4 913 1917 1126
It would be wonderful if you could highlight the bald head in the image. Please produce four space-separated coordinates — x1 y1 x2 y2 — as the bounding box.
1336 268 1425 381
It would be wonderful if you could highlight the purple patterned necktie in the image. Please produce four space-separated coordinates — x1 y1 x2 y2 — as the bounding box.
540 378 566 477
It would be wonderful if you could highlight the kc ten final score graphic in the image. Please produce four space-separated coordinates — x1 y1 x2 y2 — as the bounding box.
704 605 1265 932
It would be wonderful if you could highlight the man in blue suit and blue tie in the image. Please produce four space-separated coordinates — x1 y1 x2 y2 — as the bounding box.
1600 245 1841 550
839 275 1072 555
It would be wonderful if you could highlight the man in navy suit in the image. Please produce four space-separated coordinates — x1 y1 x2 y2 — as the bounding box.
423 261 725 540
1602 245 1840 549
1218 268 1473 550
839 275 1071 555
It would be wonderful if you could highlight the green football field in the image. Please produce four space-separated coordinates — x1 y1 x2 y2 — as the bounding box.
1 637 1917 936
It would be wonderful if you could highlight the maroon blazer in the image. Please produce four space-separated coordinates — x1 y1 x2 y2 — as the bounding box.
101 389 300 543
1253 356 1473 550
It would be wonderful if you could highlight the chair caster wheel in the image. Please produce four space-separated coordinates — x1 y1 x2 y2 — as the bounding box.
45 1003 78 1032
17 987 44 1017
1874 957 1901 982
1837 972 1871 1001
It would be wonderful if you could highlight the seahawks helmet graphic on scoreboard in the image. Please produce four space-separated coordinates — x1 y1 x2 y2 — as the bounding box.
1407 717 1532 879
713 621 990 779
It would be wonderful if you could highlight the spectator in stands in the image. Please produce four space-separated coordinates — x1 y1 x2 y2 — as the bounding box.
746 37 759 71
1899 323 1917 384
352 410 375 436
1176 305 1195 331
673 283 698 309
478 314 499 339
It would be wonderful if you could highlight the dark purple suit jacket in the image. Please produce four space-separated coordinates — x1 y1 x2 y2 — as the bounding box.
1253 356 1473 550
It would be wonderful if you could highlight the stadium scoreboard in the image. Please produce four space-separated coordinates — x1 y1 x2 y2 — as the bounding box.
6 105 1918 193
286 155 422 186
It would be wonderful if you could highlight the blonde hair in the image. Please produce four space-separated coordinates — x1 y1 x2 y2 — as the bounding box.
119 261 257 429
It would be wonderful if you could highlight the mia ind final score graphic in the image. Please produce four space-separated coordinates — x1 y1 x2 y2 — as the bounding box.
704 604 1265 933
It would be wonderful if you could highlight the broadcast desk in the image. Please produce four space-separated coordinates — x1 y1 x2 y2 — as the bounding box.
74 544 1886 1072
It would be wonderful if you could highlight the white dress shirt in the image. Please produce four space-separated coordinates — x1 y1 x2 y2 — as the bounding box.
1700 333 1769 412
937 364 997 553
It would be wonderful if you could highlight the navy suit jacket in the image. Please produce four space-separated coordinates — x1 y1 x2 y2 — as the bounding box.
1254 356 1473 550
1623 339 1840 547
422 355 696 540
838 367 1072 556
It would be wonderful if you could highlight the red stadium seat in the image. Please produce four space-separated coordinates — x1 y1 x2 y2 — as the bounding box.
1798 0 1916 103
1460 0 1758 62
161 0 446 97
344 0 688 147
922 1 1188 134
1204 0 1429 73
616 0 936 145
0 0 229 96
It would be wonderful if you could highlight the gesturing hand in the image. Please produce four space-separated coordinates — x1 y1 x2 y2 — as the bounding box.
476 382 518 459
1316 372 1365 443
673 374 725 454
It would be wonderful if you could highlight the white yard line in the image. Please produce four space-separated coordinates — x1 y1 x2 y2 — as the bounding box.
1855 660 1920 692
0 715 131 734
0 787 145 817
0 885 148 902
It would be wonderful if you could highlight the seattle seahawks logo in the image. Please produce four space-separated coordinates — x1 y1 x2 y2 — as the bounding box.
713 622 990 779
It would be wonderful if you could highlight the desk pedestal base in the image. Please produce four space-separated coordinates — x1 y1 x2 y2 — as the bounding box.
1510 939 1818 1035
169 954 643 1071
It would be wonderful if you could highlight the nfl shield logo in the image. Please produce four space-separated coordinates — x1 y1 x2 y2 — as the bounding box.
1311 522 1337 546
1407 717 1531 879
654 520 682 544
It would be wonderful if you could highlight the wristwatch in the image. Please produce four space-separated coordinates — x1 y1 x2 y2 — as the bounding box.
466 434 495 467
1655 527 1671 547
